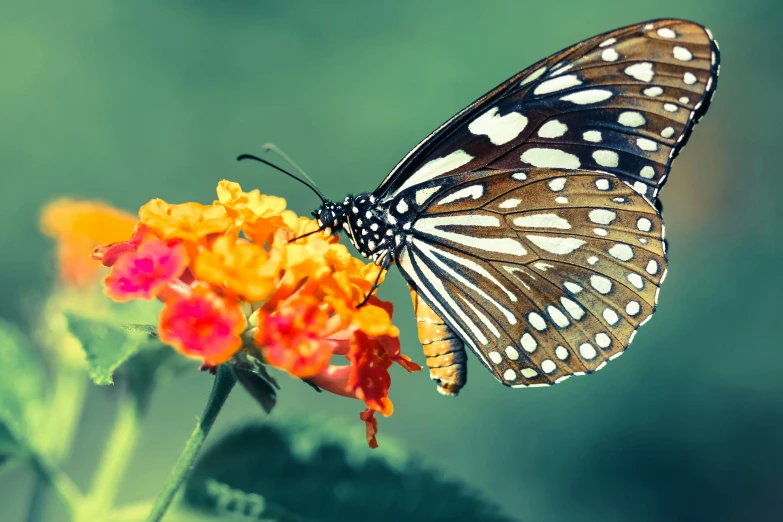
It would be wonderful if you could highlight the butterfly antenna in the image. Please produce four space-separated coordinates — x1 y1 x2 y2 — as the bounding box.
236 153 328 204
262 143 322 192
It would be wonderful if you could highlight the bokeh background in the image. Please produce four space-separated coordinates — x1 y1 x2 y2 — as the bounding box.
2 0 782 520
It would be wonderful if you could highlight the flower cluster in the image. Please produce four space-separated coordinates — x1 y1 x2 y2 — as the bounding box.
41 199 138 287
89 181 420 447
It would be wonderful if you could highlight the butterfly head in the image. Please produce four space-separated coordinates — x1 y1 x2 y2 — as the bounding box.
313 200 345 233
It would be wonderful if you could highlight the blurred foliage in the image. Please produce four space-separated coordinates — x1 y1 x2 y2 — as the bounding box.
185 421 516 522
65 314 151 386
0 319 48 459
64 314 195 411
2 0 783 521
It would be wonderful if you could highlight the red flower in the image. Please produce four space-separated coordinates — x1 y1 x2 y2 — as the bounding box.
104 235 189 301
254 296 340 379
158 285 246 365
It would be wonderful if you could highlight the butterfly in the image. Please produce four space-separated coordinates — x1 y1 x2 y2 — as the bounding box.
278 19 720 395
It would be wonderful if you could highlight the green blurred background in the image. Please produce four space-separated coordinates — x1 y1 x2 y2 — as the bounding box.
2 0 782 520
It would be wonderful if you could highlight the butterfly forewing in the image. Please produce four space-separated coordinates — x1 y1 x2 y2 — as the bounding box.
394 170 666 387
376 19 719 202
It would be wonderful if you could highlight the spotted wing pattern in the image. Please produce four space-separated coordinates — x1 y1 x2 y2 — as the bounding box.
376 19 719 202
394 169 665 387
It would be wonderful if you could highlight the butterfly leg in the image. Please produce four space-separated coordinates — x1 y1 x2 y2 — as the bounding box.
357 250 391 308
409 287 467 396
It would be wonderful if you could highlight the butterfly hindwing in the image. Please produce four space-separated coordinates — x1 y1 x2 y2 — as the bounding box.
395 169 666 387
376 19 719 202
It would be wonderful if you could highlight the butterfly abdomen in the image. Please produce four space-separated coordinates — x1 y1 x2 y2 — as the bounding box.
410 287 467 396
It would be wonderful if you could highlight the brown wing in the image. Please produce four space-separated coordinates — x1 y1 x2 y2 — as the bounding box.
395 169 665 387
376 19 719 202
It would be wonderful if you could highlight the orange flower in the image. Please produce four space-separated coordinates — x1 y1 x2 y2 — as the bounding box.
216 180 298 244
139 199 234 242
104 236 189 301
360 409 379 449
40 199 137 286
83 179 423 447
192 235 280 302
159 285 246 365
255 295 341 378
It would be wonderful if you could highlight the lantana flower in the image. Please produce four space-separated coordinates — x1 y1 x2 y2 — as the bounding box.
90 180 421 447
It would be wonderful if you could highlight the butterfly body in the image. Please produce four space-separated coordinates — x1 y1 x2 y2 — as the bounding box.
312 19 719 394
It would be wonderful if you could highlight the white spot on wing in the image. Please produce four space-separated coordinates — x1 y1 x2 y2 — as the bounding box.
520 65 547 86
593 150 619 168
521 332 537 352
547 305 570 328
608 244 634 261
548 177 567 191
533 74 582 95
601 48 619 62
583 130 602 143
538 120 568 138
521 149 581 169
560 89 613 105
595 333 612 348
636 138 659 151
436 184 484 206
526 235 587 255
590 275 612 294
643 86 663 97
589 209 617 225
414 215 528 256
498 198 521 209
618 111 646 128
626 301 641 316
396 150 473 195
673 46 693 61
603 308 620 326
414 185 442 206
528 312 547 331
625 62 654 82
514 214 571 229
579 343 597 360
468 107 529 146
560 297 585 320
657 27 676 38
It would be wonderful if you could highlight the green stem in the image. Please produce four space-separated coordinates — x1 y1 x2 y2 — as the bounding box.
24 473 47 522
144 366 236 522
81 393 141 521
26 363 89 521
45 366 87 460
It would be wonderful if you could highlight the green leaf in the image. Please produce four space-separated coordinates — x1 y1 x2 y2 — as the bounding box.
0 319 47 458
184 421 517 522
230 352 279 414
122 337 196 412
66 314 197 406
65 314 152 385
